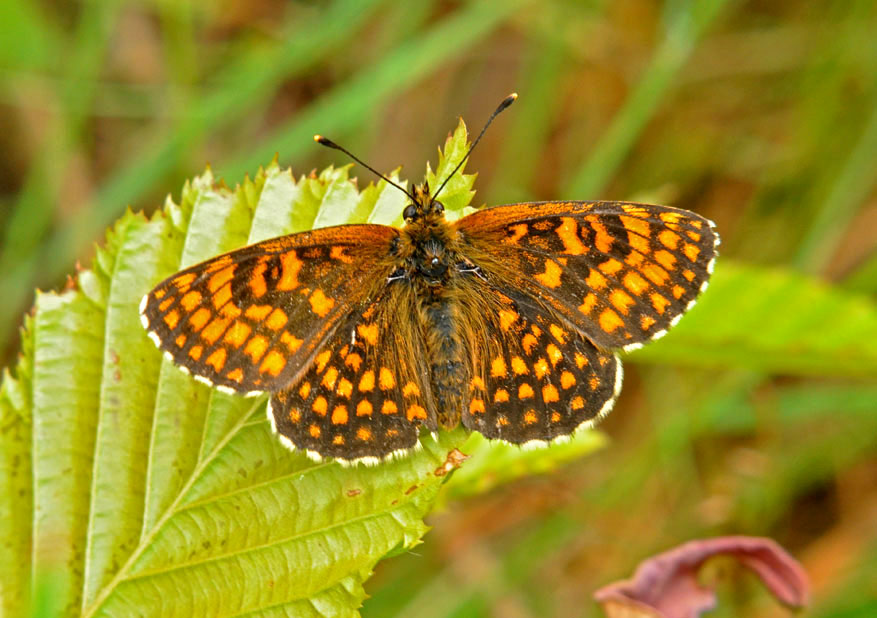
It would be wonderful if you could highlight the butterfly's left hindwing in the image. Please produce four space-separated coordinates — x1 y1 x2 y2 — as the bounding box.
462 289 621 444
140 225 398 395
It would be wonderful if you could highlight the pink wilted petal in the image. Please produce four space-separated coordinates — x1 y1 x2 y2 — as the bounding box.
593 536 810 618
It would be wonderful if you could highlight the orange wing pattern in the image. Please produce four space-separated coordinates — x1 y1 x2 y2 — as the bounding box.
460 288 620 444
269 289 437 461
140 225 398 395
455 201 718 351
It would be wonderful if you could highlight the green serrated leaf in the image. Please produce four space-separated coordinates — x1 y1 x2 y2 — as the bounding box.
426 119 477 218
0 318 33 618
365 170 409 227
0 124 479 617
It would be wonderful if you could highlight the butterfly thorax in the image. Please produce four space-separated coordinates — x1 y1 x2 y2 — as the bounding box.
396 219 455 285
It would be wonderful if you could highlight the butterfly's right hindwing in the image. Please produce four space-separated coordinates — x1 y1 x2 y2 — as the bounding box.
270 288 438 462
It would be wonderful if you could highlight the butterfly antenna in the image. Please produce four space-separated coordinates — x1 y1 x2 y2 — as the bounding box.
313 135 416 201
432 92 518 201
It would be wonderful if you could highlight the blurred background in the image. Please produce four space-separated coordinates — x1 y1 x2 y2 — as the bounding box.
1 0 875 616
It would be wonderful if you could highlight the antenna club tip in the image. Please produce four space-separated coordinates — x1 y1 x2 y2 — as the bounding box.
315 135 338 148
496 93 518 112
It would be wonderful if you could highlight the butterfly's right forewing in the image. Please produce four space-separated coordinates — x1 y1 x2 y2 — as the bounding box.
140 225 398 395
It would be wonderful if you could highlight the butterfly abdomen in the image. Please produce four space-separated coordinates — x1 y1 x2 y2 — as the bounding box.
421 295 467 429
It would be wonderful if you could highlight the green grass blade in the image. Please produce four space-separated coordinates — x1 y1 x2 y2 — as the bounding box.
793 88 877 274
218 0 526 183
564 0 731 197
488 31 567 205
0 0 60 69
1 0 119 280
0 1 120 362
843 251 877 295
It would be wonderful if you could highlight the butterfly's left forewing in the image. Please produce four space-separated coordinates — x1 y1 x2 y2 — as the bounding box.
455 201 719 351
140 225 398 395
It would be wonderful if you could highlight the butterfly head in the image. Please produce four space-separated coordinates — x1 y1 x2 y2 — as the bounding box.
403 182 445 223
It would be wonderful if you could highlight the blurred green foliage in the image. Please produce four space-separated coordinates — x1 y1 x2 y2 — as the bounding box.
1 0 876 616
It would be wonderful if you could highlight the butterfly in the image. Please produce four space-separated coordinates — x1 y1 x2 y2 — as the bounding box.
140 94 719 464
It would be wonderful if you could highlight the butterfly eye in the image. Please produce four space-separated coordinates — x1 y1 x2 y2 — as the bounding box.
432 201 444 214
403 204 417 220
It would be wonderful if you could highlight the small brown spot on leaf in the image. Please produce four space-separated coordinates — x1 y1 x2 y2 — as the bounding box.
435 448 470 476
